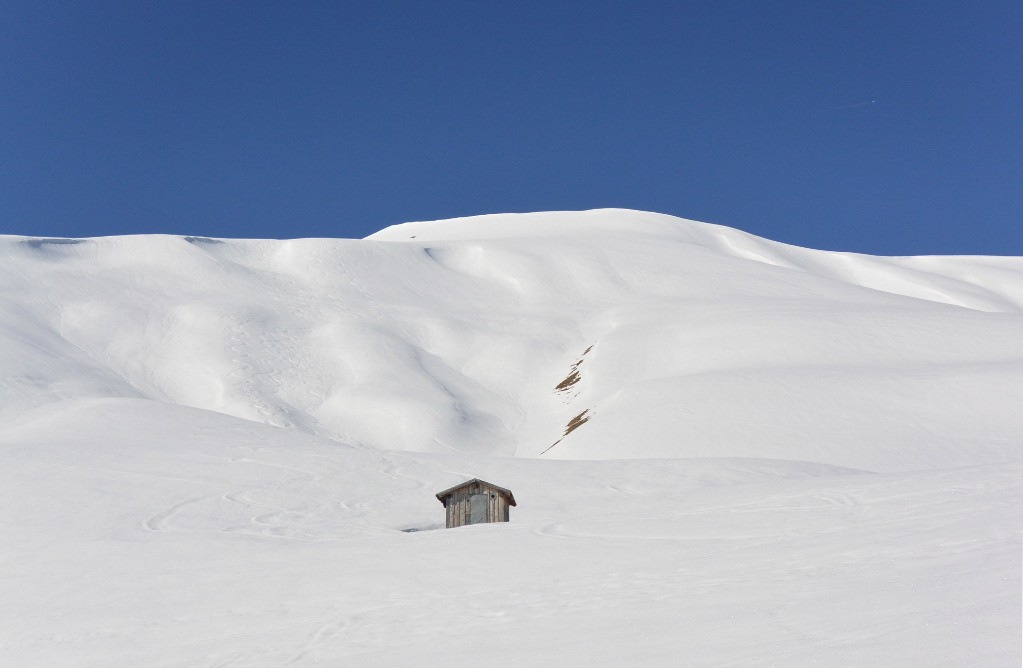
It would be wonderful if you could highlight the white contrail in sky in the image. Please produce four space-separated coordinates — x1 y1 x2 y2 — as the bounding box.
835 100 877 110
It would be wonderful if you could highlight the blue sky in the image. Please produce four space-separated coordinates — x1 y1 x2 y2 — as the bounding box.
2 1 1020 254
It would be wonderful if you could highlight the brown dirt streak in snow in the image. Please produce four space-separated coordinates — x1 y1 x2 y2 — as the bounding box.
563 409 590 436
555 369 581 391
554 344 594 392
540 409 591 455
546 345 596 454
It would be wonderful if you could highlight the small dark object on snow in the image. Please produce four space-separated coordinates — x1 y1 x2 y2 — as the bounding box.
436 478 516 528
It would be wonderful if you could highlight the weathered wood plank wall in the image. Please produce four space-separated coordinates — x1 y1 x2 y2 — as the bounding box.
441 481 513 528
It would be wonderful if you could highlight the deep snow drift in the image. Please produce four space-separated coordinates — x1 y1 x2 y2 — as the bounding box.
1 210 1020 665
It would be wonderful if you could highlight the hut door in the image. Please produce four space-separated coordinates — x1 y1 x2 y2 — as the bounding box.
469 493 488 524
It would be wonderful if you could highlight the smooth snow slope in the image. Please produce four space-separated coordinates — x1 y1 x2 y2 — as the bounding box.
2 209 1023 469
1 209 1020 666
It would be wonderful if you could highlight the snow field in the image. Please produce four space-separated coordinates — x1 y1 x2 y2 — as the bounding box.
1 399 1017 665
1 209 1021 664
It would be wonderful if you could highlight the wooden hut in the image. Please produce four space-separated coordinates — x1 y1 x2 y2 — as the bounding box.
436 478 516 528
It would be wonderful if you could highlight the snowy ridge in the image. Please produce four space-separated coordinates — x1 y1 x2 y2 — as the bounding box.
1 210 1020 665
2 209 1022 468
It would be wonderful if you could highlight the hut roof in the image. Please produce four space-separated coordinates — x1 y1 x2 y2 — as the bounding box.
435 478 517 507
